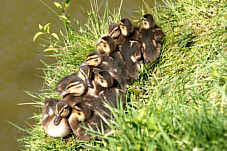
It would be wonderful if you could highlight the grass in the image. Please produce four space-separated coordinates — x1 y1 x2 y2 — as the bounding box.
20 0 226 150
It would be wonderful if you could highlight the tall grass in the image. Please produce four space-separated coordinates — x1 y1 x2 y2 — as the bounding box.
20 0 226 150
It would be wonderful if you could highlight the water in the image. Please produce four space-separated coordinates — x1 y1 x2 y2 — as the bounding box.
0 0 155 150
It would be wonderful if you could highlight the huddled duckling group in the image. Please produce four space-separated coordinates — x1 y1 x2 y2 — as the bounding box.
41 14 164 140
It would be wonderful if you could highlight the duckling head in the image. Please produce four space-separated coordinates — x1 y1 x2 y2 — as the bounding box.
71 106 86 122
96 35 115 55
56 73 79 93
141 14 155 29
85 51 102 67
54 101 71 126
60 81 87 97
120 18 134 37
109 23 121 38
94 70 114 88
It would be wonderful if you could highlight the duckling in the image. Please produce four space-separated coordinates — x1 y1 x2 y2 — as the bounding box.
68 105 93 140
85 50 129 90
119 18 140 41
139 14 163 64
108 23 126 48
80 93 117 132
60 78 104 108
95 35 132 83
41 98 72 138
99 87 126 108
108 23 121 39
141 14 164 42
56 72 88 97
93 68 114 88
67 93 113 139
96 35 116 55
119 40 143 80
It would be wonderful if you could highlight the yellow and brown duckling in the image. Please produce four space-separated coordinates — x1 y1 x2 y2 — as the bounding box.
56 71 101 108
108 23 126 49
56 72 88 98
99 87 126 108
67 93 117 140
85 50 129 90
41 98 72 138
119 40 143 80
139 14 163 64
95 35 130 86
96 35 116 56
93 68 114 88
119 18 140 41
141 14 165 43
60 78 104 108
109 23 121 39
68 104 93 140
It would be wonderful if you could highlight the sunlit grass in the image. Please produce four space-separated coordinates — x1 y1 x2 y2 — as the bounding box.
20 0 226 150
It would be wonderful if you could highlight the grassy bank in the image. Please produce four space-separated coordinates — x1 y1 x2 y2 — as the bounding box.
21 0 226 150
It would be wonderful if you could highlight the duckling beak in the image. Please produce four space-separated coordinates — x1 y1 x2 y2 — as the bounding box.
54 114 62 125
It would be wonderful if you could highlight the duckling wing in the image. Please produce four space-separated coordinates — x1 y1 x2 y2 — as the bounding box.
140 29 161 64
120 41 140 79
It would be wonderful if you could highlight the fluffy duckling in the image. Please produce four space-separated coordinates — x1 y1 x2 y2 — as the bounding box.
41 98 72 138
85 50 129 90
99 87 126 108
60 78 104 108
139 14 163 64
96 35 116 55
93 68 114 88
119 40 143 80
119 18 140 41
109 23 120 39
68 93 115 140
56 72 88 97
108 23 126 48
142 14 165 43
68 105 92 140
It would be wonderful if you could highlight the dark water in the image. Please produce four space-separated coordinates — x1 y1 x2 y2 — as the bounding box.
0 0 155 150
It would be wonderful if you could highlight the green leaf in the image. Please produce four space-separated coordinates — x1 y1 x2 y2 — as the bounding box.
54 2 63 9
65 0 70 8
65 0 70 5
38 24 43 31
43 23 50 33
58 15 70 23
33 32 44 42
43 47 59 52
51 33 60 40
